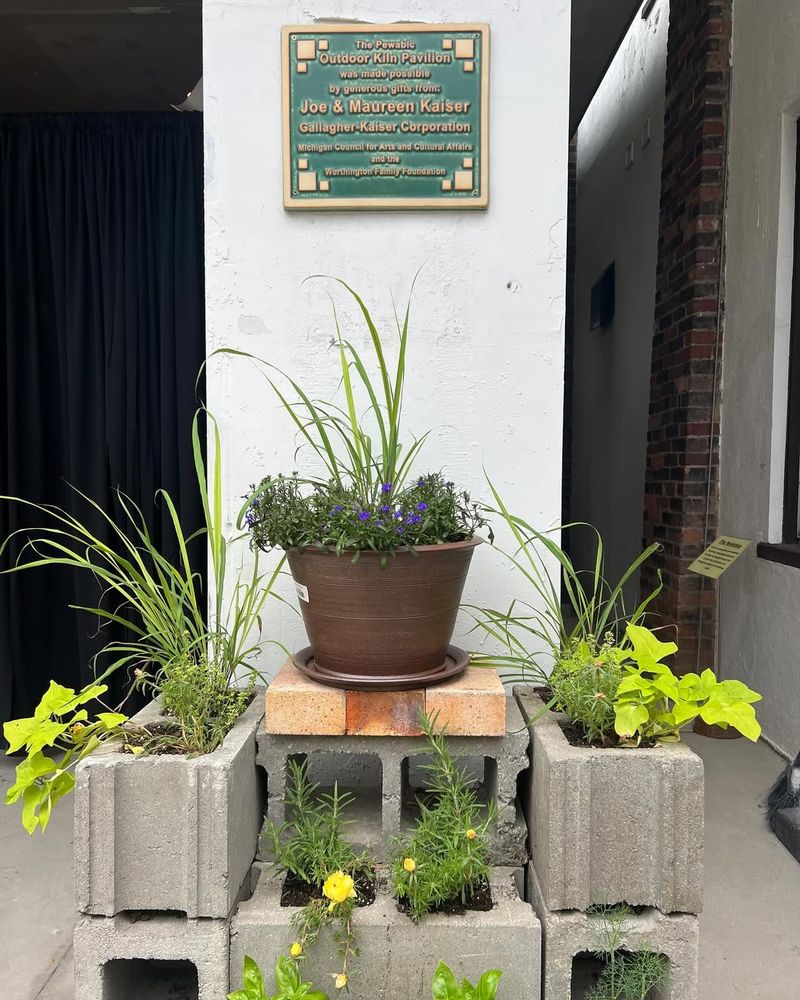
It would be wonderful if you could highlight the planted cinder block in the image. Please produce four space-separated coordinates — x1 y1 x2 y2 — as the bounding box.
73 911 230 1000
515 690 704 914
528 865 699 1000
256 696 529 866
74 693 265 918
231 866 540 1000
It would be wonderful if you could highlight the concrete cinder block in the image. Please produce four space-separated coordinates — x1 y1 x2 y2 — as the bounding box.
231 866 540 1000
73 911 230 1000
74 693 265 918
516 689 704 913
257 696 529 866
528 864 699 1000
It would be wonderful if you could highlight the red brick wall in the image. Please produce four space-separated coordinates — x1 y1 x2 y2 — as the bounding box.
640 0 732 671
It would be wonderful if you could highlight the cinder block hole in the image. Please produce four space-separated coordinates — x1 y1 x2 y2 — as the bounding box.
103 958 198 1000
571 951 670 1000
240 863 263 903
287 752 383 846
401 754 498 826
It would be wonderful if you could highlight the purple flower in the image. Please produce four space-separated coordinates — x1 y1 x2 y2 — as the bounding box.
381 482 393 494
330 504 344 514
396 526 404 535
379 504 390 514
394 510 404 520
417 502 428 512
417 477 426 486
375 519 384 527
405 513 421 525
357 510 371 522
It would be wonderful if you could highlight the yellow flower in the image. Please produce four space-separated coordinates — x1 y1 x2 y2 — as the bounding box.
466 828 477 841
290 942 303 958
335 973 348 990
322 871 356 910
403 857 416 873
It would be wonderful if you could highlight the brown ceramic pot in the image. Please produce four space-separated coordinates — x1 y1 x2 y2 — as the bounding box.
287 537 482 690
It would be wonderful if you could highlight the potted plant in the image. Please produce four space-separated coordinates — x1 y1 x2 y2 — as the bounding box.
236 279 488 691
2 412 281 918
475 487 761 913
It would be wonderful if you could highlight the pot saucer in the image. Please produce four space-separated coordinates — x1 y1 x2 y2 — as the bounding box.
291 645 470 691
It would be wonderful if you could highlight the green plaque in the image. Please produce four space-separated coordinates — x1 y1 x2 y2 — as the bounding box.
282 23 489 210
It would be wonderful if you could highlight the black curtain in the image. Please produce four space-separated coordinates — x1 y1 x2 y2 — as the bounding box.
0 112 205 724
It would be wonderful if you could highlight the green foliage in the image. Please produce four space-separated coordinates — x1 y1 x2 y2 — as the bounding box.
228 955 328 1000
146 659 254 756
584 906 669 1000
390 713 495 922
431 962 503 1000
1 412 278 697
221 279 486 555
3 681 127 834
548 635 628 745
613 624 762 744
266 758 372 989
2 409 283 832
266 758 370 886
219 277 428 498
245 472 487 555
472 479 661 683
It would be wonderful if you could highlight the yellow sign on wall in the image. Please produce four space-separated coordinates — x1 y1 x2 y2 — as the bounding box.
688 536 751 579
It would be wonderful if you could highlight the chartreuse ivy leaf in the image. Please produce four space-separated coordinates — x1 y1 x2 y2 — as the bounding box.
21 784 45 834
4 679 127 835
715 678 762 705
625 624 678 671
3 716 38 754
5 751 58 804
700 699 761 741
33 681 79 721
616 673 651 696
96 712 128 729
614 703 649 738
672 700 702 727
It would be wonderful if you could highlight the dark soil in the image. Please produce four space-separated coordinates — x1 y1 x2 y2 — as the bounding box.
281 869 377 908
396 876 493 916
119 722 187 755
557 719 658 750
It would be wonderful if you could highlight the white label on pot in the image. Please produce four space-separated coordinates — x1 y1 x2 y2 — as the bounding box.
295 581 309 603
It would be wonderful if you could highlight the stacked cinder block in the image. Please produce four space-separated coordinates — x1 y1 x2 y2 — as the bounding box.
515 688 703 1000
231 866 540 1000
72 695 266 1000
257 662 530 866
227 662 541 1000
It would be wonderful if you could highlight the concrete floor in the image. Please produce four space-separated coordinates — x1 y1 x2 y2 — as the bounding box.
1 735 799 999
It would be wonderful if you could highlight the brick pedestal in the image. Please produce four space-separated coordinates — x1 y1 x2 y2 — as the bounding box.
265 661 507 737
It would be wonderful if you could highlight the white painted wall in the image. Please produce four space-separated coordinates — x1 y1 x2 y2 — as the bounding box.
570 1 668 594
718 0 800 757
202 0 570 677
